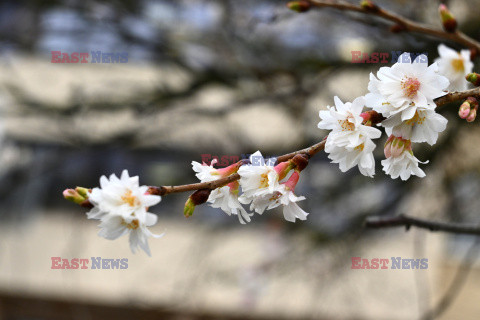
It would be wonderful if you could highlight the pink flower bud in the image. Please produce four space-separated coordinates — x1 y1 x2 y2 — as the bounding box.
459 101 471 119
390 138 404 158
283 171 300 191
383 135 395 158
216 162 241 177
274 161 293 180
384 136 411 159
439 4 457 32
467 108 477 122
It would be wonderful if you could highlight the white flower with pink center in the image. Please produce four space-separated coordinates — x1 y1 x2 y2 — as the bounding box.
366 52 449 120
435 44 473 91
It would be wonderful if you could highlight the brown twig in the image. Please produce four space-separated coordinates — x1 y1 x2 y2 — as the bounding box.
151 139 327 196
305 0 480 53
434 87 480 107
365 214 480 235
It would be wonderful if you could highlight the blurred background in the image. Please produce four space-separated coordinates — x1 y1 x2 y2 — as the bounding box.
1 0 480 319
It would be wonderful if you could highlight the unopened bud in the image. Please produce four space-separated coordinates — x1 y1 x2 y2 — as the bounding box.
467 108 477 122
439 4 457 33
63 188 88 204
390 24 407 33
290 154 309 172
184 189 211 217
184 198 195 218
361 110 385 126
384 136 410 159
459 97 478 119
287 1 310 13
466 73 480 86
390 138 405 158
216 161 243 177
283 171 300 191
360 0 379 12
75 187 90 198
459 101 471 119
274 161 293 180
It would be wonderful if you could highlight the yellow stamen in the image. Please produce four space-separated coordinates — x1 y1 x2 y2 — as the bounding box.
451 56 465 73
259 173 269 188
121 189 138 207
338 112 355 131
122 219 139 230
404 111 425 126
354 143 365 151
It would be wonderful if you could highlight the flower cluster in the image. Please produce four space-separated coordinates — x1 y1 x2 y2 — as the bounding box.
318 96 381 177
72 170 162 255
318 47 466 181
192 151 309 224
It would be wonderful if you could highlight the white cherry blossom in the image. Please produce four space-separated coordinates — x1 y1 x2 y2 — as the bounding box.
87 170 162 255
366 52 449 120
381 108 448 145
326 137 377 177
318 96 381 148
435 44 473 91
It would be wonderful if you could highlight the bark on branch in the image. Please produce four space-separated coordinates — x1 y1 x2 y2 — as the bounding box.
305 0 480 53
365 214 480 235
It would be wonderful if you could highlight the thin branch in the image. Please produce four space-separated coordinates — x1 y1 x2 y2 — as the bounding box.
153 139 327 196
305 0 480 53
434 87 480 107
365 214 480 235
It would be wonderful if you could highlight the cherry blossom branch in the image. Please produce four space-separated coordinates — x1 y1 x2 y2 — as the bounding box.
365 214 480 235
149 87 478 197
303 0 480 53
149 139 327 196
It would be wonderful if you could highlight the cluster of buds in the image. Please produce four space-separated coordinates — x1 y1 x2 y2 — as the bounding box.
439 4 457 33
458 97 479 122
